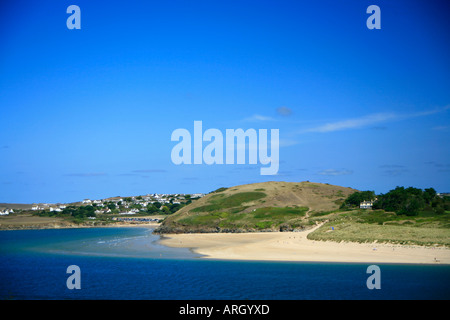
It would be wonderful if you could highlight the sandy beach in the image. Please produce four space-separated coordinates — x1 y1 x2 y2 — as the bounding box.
159 223 450 264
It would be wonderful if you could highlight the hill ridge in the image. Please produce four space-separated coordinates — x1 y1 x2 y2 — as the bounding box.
155 181 358 234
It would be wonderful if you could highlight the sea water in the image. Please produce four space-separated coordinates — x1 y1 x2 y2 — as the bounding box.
0 227 449 300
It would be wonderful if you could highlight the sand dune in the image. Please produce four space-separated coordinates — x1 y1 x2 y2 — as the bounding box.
159 223 450 264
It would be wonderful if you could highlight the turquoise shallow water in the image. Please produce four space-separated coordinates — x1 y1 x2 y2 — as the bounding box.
0 226 198 259
0 227 449 300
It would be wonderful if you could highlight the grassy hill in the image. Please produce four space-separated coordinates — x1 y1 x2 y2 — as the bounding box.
155 181 357 233
155 181 450 246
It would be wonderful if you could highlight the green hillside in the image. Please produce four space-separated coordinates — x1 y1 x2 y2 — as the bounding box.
155 181 356 233
155 181 450 247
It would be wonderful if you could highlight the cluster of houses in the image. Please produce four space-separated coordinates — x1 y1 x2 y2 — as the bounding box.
29 193 205 216
86 193 204 215
0 209 14 216
31 204 67 212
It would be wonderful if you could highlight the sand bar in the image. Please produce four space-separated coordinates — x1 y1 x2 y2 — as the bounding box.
159 224 450 264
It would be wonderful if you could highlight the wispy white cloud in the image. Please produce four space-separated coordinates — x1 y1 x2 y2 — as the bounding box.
303 113 396 133
244 106 293 122
317 169 353 176
381 168 409 177
432 125 449 131
132 169 166 173
379 164 406 169
300 105 449 134
65 173 107 177
279 139 300 147
243 114 276 122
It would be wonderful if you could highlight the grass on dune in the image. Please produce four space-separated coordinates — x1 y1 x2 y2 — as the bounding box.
307 209 450 246
179 205 308 230
190 192 267 213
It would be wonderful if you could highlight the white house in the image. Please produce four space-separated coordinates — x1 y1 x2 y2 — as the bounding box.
119 211 136 215
82 199 92 204
360 200 374 209
95 208 112 214
0 209 12 215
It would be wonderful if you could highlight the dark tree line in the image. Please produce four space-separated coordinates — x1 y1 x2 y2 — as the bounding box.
342 186 449 216
34 205 96 219
61 205 96 218
341 191 376 208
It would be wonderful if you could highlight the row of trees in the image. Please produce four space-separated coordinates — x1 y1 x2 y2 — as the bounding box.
145 202 186 214
342 186 449 216
61 205 96 219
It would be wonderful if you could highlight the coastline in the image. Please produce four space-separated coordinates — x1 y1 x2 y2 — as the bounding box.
159 223 450 265
3 215 449 265
0 214 161 231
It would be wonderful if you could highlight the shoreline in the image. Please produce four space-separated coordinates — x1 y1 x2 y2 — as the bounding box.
0 222 160 231
0 213 162 231
159 224 450 265
2 216 449 265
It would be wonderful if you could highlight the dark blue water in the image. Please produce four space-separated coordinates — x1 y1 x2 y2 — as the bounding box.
0 227 449 300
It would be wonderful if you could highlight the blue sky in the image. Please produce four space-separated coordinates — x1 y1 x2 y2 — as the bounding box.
1 0 449 203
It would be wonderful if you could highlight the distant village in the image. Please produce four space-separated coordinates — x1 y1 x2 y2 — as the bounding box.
0 193 205 216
